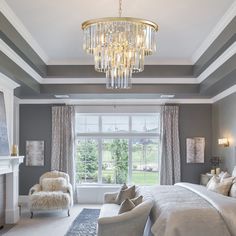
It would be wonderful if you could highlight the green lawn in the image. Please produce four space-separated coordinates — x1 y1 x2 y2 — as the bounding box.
102 169 159 185
132 171 159 185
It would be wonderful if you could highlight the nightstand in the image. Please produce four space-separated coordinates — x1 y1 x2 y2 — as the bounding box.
200 174 213 186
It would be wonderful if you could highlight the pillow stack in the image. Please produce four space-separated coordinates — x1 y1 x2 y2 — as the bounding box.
115 184 143 214
207 170 236 197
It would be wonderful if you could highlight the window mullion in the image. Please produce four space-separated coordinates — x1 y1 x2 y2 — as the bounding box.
98 116 103 184
98 138 102 184
128 138 132 184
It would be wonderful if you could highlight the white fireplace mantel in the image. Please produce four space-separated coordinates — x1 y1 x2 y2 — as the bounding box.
0 156 24 224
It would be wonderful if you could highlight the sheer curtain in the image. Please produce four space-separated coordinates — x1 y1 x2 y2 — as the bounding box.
160 105 181 185
51 106 76 192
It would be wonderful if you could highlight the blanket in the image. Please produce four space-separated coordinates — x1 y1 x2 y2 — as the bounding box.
145 183 236 236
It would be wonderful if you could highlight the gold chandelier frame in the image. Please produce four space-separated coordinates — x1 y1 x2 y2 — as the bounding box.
82 17 158 32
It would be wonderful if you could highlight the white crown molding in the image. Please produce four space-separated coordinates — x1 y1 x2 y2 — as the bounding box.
0 72 19 90
197 42 236 83
1 34 234 86
0 39 43 83
17 98 213 105
0 0 49 63
192 0 236 64
212 84 236 103
42 77 198 84
17 84 236 105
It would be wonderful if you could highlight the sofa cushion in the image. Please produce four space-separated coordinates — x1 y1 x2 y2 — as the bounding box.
131 195 143 206
41 177 67 192
118 199 135 214
115 185 136 205
99 203 120 218
30 191 70 210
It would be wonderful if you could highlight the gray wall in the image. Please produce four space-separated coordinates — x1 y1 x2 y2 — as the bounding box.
19 104 52 195
212 93 236 173
179 104 212 184
19 104 212 194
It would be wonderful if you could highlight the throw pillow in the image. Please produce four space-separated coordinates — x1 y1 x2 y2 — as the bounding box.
41 177 67 192
220 172 231 182
206 176 219 188
229 182 236 198
131 195 143 206
120 183 128 191
232 166 236 177
115 185 136 205
207 176 234 196
118 199 135 214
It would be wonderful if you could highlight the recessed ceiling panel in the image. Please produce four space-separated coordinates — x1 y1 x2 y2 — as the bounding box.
5 0 235 64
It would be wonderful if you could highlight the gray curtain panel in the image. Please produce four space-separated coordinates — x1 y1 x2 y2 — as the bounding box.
51 106 76 190
160 105 181 185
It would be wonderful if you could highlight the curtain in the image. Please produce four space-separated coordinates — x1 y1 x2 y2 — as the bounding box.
51 106 76 191
160 105 181 185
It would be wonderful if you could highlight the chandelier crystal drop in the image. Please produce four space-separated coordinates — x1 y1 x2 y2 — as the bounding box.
82 0 158 89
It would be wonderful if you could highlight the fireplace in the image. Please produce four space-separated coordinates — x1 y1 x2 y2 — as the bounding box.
0 156 24 224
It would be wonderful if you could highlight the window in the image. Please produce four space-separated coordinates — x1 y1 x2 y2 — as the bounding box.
75 113 160 185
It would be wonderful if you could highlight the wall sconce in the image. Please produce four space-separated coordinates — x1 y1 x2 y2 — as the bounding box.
218 138 229 147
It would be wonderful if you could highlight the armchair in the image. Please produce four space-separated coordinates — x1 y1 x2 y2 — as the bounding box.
29 170 73 218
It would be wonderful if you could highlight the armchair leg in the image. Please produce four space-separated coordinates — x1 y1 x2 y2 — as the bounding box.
30 212 33 219
67 209 70 217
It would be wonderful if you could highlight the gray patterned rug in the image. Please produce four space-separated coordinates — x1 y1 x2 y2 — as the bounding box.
65 208 100 236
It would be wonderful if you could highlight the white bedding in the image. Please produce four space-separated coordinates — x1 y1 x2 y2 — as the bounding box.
143 183 236 236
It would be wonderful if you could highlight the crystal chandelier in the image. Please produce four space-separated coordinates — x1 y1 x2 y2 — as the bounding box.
82 0 158 89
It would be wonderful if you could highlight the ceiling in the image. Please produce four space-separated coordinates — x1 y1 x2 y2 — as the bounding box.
5 0 235 65
1 0 235 101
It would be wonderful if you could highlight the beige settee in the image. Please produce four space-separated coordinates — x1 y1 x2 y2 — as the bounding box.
97 188 153 236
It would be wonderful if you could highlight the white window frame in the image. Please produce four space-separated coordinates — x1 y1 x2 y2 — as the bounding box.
75 112 160 185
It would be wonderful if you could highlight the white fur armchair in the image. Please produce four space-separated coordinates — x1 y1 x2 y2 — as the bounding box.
29 170 73 218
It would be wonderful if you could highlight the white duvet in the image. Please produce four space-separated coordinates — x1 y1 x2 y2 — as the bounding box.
145 183 236 236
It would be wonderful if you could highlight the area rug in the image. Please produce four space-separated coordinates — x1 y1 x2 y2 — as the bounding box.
65 208 100 236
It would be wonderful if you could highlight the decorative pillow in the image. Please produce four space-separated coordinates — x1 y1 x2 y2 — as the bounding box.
118 199 135 214
206 176 219 188
220 172 231 182
229 182 236 198
131 195 143 206
41 177 67 192
232 167 236 177
207 176 234 196
120 183 128 191
115 185 136 205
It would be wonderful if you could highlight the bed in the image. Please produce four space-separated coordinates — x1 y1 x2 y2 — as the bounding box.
139 182 236 236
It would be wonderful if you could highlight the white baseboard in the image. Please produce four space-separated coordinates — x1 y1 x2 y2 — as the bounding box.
19 195 28 204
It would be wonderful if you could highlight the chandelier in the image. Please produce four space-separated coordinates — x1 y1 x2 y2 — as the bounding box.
82 0 158 89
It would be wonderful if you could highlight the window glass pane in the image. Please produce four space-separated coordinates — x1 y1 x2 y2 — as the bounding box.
102 116 129 132
102 139 128 184
132 138 159 185
132 115 159 133
76 139 98 183
76 115 99 133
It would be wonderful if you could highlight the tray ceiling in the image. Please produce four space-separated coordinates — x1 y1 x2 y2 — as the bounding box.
5 0 235 64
